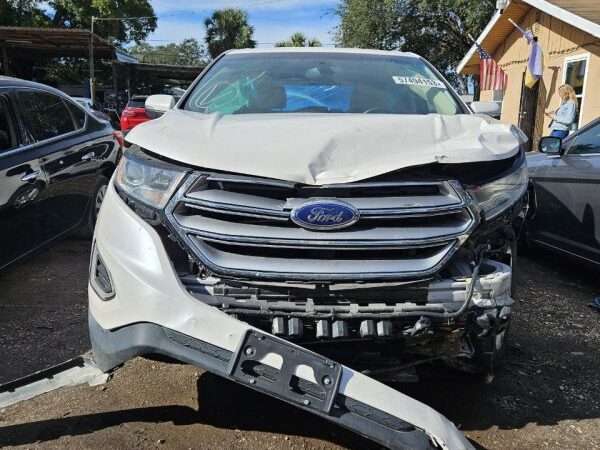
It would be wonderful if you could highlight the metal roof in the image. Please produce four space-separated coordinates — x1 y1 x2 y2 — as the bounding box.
112 61 204 82
0 26 116 59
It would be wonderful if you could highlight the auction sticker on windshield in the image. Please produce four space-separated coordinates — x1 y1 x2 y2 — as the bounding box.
392 76 446 89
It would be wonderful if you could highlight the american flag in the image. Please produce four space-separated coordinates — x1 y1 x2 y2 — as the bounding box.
476 43 508 91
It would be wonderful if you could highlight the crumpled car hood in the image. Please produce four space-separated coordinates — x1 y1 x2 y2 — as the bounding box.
126 109 526 185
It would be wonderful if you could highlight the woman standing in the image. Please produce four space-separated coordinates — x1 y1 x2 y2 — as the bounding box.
545 84 578 139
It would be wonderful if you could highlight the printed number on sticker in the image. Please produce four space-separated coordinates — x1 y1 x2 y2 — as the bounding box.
392 76 446 89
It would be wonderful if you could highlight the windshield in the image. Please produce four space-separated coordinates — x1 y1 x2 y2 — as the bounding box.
183 52 462 115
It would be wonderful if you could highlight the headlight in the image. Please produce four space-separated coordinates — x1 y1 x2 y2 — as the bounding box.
114 150 186 209
469 163 528 220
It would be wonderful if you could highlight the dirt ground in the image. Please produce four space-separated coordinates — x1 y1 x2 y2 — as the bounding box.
0 237 599 449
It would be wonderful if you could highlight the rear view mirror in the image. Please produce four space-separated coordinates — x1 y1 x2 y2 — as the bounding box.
470 101 501 119
538 136 562 155
145 94 175 119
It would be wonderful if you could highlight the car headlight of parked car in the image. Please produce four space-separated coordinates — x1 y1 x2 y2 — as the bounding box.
114 148 187 209
469 163 528 220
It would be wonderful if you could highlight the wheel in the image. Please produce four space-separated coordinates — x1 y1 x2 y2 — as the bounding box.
76 175 109 238
93 181 108 224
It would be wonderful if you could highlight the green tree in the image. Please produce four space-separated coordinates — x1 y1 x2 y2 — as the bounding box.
130 38 207 66
0 0 51 26
275 32 321 48
204 8 256 59
0 0 156 44
334 0 495 93
333 0 403 50
49 0 157 44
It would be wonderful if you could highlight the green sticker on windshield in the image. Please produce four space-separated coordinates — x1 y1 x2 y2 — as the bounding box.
392 76 446 89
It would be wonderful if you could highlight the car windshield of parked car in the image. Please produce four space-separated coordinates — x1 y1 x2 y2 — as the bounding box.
183 53 462 115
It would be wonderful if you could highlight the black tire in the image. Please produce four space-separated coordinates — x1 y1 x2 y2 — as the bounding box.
76 175 109 239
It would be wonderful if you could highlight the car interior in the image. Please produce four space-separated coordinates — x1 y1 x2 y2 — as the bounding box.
0 97 16 152
186 54 463 116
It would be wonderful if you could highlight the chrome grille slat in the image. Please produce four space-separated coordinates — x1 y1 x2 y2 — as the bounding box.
187 189 287 214
173 213 472 246
190 237 456 278
186 187 464 220
184 202 289 221
165 173 478 281
360 207 466 219
196 234 449 250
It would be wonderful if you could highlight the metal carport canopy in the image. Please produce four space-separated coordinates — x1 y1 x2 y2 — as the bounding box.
113 61 204 81
0 26 115 59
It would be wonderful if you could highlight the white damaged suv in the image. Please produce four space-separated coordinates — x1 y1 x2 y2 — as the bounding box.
89 48 529 449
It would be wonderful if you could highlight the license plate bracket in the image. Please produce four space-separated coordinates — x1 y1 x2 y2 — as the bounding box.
227 330 342 414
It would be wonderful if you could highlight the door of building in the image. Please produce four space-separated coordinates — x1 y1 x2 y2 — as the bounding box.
518 72 539 152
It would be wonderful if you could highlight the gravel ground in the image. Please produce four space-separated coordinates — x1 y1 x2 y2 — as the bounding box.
0 238 599 449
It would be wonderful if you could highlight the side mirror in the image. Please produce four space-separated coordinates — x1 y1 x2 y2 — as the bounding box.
470 101 501 119
145 94 175 119
538 136 563 155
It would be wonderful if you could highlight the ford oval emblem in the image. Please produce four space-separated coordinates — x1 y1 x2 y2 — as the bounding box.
291 200 360 231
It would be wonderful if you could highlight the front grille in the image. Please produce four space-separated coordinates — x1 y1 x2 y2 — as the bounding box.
165 172 478 281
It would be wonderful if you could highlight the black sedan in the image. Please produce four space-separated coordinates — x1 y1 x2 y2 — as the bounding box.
525 117 600 266
0 77 121 270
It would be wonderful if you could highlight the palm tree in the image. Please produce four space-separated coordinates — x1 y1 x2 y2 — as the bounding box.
204 8 256 59
275 32 322 48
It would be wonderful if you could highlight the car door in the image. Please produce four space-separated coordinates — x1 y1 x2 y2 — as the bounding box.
0 90 49 269
13 89 100 245
530 121 600 264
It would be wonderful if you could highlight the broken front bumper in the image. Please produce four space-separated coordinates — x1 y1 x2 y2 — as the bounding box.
90 184 474 450
90 315 470 449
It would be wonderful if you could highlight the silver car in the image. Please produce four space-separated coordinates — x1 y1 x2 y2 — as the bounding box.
526 117 600 266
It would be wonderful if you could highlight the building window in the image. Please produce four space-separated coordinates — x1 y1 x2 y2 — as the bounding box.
563 54 589 130
492 89 504 104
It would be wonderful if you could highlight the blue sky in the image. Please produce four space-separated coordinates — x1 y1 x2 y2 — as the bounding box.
148 0 339 47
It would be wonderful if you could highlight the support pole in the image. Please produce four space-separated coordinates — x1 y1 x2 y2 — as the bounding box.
112 62 118 97
1 46 10 77
126 66 131 101
89 16 95 101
